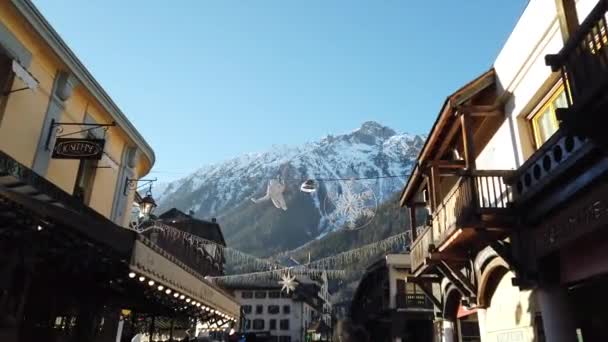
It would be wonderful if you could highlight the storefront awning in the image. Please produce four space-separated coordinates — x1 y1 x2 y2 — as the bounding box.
0 150 240 320
130 237 240 318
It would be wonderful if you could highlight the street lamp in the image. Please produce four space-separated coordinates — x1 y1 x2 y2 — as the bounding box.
140 187 157 218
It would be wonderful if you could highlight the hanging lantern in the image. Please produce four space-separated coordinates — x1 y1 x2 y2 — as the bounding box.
140 187 157 217
300 179 317 193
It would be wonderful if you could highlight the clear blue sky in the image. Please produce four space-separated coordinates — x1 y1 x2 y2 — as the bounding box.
33 1 526 181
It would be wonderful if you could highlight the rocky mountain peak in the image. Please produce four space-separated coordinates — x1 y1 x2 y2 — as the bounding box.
355 121 396 139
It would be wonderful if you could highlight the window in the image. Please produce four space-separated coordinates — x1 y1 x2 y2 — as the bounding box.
242 292 253 299
242 305 252 314
531 86 568 147
74 158 98 204
269 291 281 298
253 319 265 330
279 336 291 342
283 305 291 314
256 305 263 314
280 319 290 330
270 319 277 330
255 291 267 299
281 291 292 298
268 305 280 314
244 319 251 330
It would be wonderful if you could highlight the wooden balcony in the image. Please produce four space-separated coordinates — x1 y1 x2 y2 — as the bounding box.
546 0 608 147
410 171 514 274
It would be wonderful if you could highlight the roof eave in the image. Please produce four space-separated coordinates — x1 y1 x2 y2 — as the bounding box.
11 0 156 169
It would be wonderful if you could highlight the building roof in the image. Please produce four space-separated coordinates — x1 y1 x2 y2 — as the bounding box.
399 69 496 206
158 208 226 246
10 0 155 167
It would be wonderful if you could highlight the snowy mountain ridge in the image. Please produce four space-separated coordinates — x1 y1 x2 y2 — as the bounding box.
155 121 425 255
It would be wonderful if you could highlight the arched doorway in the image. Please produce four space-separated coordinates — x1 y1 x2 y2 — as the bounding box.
478 258 539 341
442 285 480 342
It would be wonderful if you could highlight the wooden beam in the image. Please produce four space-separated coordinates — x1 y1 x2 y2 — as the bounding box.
417 282 442 311
460 113 476 170
458 104 503 117
425 160 466 169
434 115 462 161
429 252 467 263
555 0 579 42
469 110 502 117
438 261 477 299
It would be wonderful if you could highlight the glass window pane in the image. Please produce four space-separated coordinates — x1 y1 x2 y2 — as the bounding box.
553 90 567 109
536 108 558 145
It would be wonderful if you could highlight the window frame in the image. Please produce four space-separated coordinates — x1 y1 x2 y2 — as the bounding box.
242 291 253 299
253 319 265 330
242 305 252 314
269 319 277 330
283 305 291 314
255 291 267 299
529 84 567 149
279 319 290 330
256 305 263 314
268 305 280 314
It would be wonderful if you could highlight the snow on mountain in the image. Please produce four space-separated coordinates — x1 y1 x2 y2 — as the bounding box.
155 121 425 255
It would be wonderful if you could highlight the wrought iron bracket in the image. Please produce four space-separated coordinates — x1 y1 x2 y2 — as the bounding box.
44 119 116 151
2 86 30 96
124 177 157 195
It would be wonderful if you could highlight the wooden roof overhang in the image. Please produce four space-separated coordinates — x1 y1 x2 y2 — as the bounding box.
399 69 498 207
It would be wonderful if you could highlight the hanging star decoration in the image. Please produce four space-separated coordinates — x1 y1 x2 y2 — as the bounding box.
278 271 298 294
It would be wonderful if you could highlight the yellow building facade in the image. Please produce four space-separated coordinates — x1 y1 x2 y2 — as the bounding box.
0 0 154 227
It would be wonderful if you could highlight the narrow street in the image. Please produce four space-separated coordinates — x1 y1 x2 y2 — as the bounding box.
0 0 606 341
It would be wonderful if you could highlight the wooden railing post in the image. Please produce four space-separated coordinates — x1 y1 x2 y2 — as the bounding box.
409 206 418 240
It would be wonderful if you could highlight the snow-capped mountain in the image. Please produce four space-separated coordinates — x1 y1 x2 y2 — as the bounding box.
156 121 424 256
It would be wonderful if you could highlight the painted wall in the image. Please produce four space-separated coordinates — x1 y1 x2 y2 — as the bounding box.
0 1 153 225
479 0 600 170
481 272 537 342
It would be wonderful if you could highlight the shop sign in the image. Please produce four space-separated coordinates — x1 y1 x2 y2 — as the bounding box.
52 138 105 160
534 182 608 256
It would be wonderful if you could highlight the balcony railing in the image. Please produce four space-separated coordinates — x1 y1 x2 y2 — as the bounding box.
507 129 592 203
411 171 514 273
546 0 608 142
395 293 433 310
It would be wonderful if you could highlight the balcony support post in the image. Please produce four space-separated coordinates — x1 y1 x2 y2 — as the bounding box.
460 113 476 171
554 0 579 43
430 166 440 211
437 261 477 300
